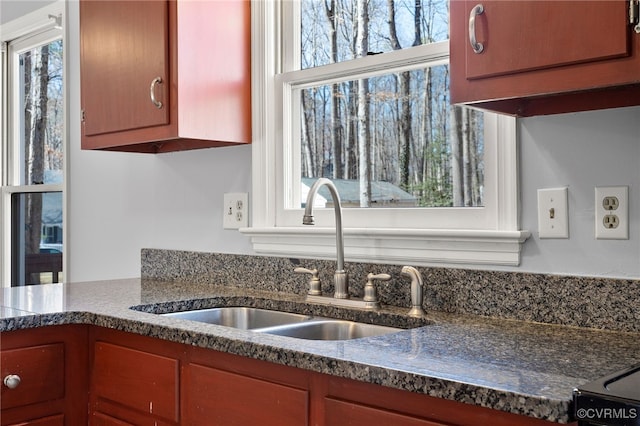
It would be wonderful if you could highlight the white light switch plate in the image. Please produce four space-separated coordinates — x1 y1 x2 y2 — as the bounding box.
537 187 569 239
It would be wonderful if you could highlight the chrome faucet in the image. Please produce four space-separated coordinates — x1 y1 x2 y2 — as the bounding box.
400 266 426 317
303 178 348 299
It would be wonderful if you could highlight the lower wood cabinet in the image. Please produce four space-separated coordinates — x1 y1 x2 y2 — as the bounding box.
89 327 571 426
90 412 134 426
322 373 563 426
0 325 88 426
1 325 574 425
89 328 182 425
184 363 308 425
6 414 65 426
325 398 446 426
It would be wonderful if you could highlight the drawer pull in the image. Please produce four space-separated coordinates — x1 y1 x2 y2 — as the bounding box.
150 76 163 109
3 374 21 389
469 4 484 54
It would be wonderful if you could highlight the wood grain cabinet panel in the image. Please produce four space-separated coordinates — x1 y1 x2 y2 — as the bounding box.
90 412 134 426
323 374 568 426
183 363 309 426
80 0 251 153
463 1 629 80
1 344 65 410
0 325 88 426
450 0 640 116
91 342 179 423
83 327 574 426
325 397 447 426
6 414 64 426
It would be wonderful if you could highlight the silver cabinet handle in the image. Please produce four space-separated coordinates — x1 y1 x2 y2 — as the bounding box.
469 4 484 54
150 76 163 109
3 374 21 389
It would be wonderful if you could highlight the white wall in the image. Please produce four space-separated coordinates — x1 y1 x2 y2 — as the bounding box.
50 3 640 281
66 2 253 282
0 1 57 24
517 107 640 278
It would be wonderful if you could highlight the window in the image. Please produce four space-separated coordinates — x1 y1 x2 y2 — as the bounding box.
244 1 530 266
1 2 65 286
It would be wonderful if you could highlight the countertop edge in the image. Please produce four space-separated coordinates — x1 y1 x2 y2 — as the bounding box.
0 310 572 423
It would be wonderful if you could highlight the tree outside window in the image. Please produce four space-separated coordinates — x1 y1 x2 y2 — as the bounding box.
3 25 64 286
299 0 483 209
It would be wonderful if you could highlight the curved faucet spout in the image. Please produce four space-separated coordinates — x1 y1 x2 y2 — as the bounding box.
303 178 348 298
401 266 426 317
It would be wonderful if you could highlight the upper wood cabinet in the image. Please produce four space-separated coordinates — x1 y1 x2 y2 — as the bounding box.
80 0 251 153
450 0 640 116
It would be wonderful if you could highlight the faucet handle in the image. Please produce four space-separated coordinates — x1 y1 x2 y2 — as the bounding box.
294 267 322 296
363 273 390 308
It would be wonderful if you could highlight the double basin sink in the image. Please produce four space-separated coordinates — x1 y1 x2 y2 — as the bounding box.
162 306 403 341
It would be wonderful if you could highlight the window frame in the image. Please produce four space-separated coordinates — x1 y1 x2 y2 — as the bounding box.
0 1 66 287
242 0 530 267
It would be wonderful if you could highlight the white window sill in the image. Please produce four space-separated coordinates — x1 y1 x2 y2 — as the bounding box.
240 227 531 267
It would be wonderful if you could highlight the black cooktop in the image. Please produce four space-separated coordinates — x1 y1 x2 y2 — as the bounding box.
573 364 640 426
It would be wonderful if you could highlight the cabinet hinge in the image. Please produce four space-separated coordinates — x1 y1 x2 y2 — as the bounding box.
631 0 640 33
81 109 85 122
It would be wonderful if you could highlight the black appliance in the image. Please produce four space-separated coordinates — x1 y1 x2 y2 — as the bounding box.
573 364 640 426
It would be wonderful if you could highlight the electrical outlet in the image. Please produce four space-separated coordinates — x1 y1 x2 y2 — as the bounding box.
595 186 628 239
537 187 569 239
223 193 248 229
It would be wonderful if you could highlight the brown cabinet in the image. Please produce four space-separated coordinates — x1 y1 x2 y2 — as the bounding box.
6 415 65 426
450 0 640 116
89 329 181 425
325 398 446 426
80 0 251 153
0 326 88 426
89 412 134 426
91 342 179 423
183 363 308 425
321 374 563 426
88 327 310 425
88 327 569 426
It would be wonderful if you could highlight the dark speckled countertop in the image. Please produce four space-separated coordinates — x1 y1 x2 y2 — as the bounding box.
2 277 640 424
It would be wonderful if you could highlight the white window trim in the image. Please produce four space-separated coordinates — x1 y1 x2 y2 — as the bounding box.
0 1 66 287
241 0 530 267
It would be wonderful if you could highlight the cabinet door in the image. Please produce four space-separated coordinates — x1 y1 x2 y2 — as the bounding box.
325 398 445 426
1 344 64 410
6 414 64 426
184 363 309 425
91 342 179 423
462 1 629 80
90 412 134 426
0 326 88 426
450 0 640 115
80 0 169 136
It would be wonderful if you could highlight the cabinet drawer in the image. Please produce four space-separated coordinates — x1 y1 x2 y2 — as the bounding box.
91 342 179 423
1 343 65 410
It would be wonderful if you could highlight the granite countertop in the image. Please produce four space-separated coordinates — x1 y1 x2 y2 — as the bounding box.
2 278 640 424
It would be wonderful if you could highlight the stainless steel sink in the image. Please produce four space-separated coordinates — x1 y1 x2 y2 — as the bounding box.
161 306 402 340
162 307 313 330
259 320 401 340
